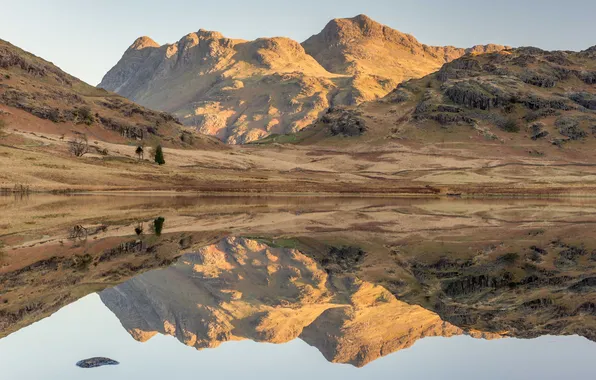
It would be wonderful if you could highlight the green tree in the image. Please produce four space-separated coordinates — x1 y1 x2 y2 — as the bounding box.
153 217 165 236
154 145 165 165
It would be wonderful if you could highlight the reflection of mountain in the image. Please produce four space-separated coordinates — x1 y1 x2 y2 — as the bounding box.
100 237 498 367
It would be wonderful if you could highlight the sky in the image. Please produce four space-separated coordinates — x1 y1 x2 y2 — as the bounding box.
1 0 595 86
0 293 594 379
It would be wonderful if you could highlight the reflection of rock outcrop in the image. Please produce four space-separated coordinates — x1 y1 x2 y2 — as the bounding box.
100 237 497 367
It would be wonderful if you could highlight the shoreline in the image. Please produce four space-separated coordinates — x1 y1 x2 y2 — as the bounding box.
3 188 596 199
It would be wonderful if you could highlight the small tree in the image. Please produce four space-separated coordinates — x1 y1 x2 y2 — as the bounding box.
135 145 144 160
153 217 165 236
154 145 165 165
69 133 88 157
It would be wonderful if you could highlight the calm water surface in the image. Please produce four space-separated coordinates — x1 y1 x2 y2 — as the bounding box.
0 195 594 379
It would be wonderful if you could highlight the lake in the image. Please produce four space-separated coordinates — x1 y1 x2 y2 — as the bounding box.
1 195 595 379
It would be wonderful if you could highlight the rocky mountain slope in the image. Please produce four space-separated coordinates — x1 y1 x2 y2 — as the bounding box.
0 38 219 149
315 45 596 147
100 237 498 367
99 15 506 143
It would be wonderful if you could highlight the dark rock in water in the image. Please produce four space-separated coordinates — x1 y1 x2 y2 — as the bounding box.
76 357 119 368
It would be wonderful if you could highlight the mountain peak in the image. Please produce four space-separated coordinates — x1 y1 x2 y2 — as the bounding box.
129 36 159 51
349 13 374 24
305 14 425 56
196 29 225 40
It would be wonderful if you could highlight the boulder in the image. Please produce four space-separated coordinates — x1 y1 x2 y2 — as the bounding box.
326 110 367 137
76 357 119 369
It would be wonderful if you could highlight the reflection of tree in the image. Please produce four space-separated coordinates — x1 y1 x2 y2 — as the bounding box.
135 223 144 236
153 217 165 236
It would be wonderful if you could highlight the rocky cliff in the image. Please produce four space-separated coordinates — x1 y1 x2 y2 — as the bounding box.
99 15 506 143
100 31 345 144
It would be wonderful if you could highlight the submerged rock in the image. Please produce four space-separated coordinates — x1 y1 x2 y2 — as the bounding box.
76 357 119 369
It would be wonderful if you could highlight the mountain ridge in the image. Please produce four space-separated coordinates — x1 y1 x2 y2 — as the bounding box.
99 14 508 143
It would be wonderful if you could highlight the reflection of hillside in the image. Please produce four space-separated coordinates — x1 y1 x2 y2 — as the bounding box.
308 224 596 343
100 237 499 367
0 229 222 339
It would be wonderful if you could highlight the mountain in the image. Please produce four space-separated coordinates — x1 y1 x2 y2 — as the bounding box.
100 237 499 367
100 31 347 144
0 38 219 149
99 15 507 144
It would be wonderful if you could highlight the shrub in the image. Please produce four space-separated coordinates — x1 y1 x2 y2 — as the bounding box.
0 118 6 136
68 133 88 157
499 252 519 264
135 146 144 160
75 106 94 125
555 117 587 140
499 118 520 132
48 108 60 123
154 145 165 165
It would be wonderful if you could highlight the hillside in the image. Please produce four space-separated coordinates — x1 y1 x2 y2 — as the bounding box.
306 46 596 159
100 31 348 144
0 38 219 149
99 15 506 144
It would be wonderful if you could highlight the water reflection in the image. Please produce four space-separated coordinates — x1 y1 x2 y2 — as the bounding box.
100 237 499 367
0 196 595 377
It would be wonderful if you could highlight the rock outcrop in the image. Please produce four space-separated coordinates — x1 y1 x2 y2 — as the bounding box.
302 14 508 104
100 31 343 144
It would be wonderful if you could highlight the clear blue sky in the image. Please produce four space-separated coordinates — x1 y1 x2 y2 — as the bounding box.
1 0 594 85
